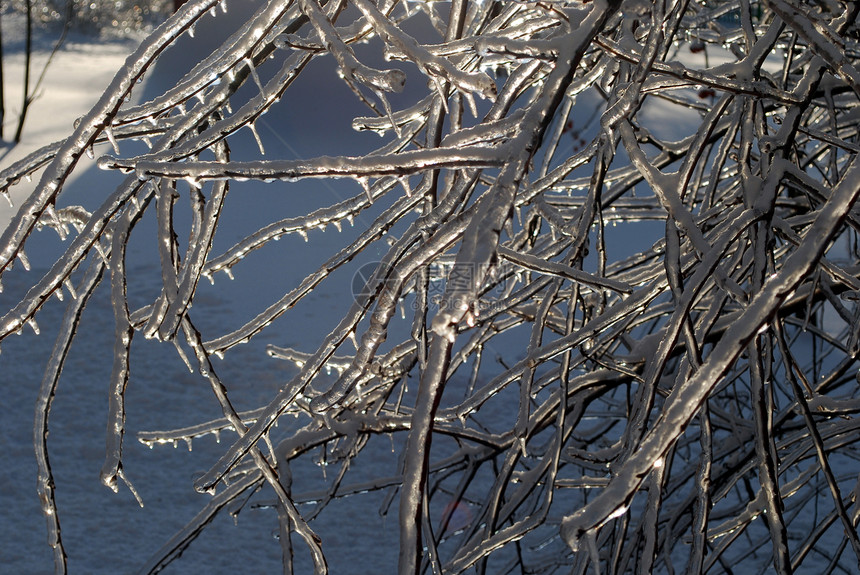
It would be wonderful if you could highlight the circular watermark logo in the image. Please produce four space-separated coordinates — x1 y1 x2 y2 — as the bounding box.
351 261 397 302
351 261 501 307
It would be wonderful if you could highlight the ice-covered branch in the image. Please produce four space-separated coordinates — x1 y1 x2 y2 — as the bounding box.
107 146 505 183
3 0 860 573
561 156 860 552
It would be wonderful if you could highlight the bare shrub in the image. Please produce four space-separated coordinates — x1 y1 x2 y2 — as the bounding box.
2 0 860 573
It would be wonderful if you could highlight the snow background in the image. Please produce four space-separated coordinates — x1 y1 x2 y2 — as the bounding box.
0 6 717 573
0 5 406 572
0 23 142 229
0 3 847 574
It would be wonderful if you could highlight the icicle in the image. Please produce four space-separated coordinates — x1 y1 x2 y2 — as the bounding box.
93 242 110 267
43 203 58 222
117 468 144 508
104 125 121 155
1 189 12 208
53 288 64 302
17 250 30 271
44 204 67 240
174 340 194 373
27 318 40 335
209 5 217 17
187 23 196 38
0 277 3 293
25 174 31 182
358 177 373 203
245 58 266 95
463 91 478 118
224 268 235 280
376 89 400 138
141 136 152 149
85 145 95 160
64 278 77 300
184 438 193 451
298 229 308 242
397 176 411 197
219 0 227 13
430 76 448 113
214 350 225 360
214 429 221 444
347 214 355 226
348 330 359 350
333 220 342 232
248 123 266 155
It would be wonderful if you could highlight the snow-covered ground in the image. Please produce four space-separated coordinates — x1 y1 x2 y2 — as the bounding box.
0 11 282 573
0 18 147 229
0 8 400 573
2 4 855 574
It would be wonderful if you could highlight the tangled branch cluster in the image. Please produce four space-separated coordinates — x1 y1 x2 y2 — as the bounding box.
1 0 860 572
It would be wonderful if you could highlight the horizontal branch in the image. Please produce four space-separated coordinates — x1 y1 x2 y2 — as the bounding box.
100 146 509 182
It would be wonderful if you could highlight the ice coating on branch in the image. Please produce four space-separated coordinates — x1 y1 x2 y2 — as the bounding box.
4 0 860 572
297 0 407 94
129 146 506 181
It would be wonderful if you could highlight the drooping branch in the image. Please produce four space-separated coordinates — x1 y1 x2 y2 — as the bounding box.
1 1 859 574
